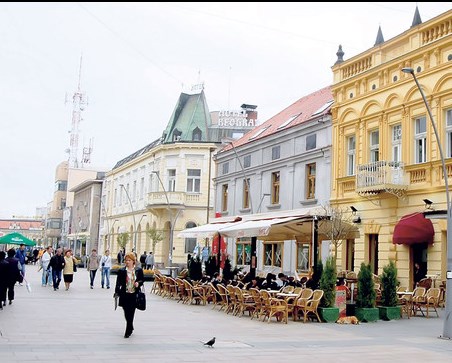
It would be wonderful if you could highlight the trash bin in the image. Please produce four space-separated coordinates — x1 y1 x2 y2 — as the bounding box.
346 302 356 316
170 267 179 279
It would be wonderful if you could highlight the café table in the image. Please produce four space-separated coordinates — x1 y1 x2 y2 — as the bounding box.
397 291 414 318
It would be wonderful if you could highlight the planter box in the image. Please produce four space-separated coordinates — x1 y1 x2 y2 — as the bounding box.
355 307 379 322
378 306 401 321
319 307 340 323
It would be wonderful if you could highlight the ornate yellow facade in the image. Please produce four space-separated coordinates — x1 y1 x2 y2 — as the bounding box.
330 9 452 289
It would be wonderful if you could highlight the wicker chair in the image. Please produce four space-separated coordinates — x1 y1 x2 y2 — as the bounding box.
293 288 313 321
300 289 324 323
215 284 230 312
234 286 256 318
413 287 440 318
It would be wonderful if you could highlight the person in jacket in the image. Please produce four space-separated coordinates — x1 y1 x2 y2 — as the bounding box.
62 249 77 291
100 249 112 289
48 247 65 291
0 251 9 309
5 248 22 305
145 251 154 270
87 249 100 289
114 252 144 338
15 243 27 278
41 246 53 287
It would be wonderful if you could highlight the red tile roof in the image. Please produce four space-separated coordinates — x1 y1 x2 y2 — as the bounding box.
223 85 332 150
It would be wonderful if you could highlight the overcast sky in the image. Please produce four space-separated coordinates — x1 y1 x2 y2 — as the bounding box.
0 2 450 219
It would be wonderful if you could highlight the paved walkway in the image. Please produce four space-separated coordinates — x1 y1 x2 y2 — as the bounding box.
0 264 451 362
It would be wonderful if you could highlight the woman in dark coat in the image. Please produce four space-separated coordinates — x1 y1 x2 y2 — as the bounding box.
114 252 144 338
5 248 22 305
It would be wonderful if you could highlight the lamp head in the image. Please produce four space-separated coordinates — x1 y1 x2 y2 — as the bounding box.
423 199 433 210
350 206 358 215
402 67 414 75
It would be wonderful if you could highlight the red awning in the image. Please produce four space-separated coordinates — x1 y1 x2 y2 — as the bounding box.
392 212 434 245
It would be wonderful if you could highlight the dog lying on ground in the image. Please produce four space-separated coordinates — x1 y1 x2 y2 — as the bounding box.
336 316 359 325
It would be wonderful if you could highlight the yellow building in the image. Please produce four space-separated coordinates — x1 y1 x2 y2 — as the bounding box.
330 8 452 289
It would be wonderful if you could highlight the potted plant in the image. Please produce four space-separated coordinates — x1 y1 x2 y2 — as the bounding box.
355 262 379 322
318 256 340 323
378 261 401 320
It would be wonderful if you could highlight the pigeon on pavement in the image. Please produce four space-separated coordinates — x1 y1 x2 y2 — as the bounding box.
204 337 216 347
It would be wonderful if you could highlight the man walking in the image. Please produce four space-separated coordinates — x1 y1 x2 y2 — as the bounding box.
48 248 65 291
145 251 154 270
15 243 27 278
140 251 147 269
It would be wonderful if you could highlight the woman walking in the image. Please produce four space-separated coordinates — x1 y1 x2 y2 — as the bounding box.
63 249 77 291
100 250 112 289
87 249 100 289
114 252 144 338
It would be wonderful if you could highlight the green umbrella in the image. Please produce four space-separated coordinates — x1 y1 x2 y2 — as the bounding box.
0 232 36 246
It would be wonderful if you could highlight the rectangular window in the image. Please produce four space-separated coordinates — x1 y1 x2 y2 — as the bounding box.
447 109 452 158
221 184 228 212
132 181 137 202
222 162 229 175
243 179 250 209
236 238 251 265
263 242 282 267
139 177 144 200
392 124 402 163
415 116 427 163
306 133 317 151
243 155 251 168
168 169 176 192
306 163 316 199
55 180 67 192
370 130 379 162
271 145 280 160
271 171 280 204
296 242 310 272
185 238 197 254
186 169 201 193
347 136 356 176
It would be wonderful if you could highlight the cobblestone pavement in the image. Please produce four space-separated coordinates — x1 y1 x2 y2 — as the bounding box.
0 264 451 362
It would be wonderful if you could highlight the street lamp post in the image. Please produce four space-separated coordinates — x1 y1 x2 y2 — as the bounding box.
402 67 452 339
119 184 137 254
137 214 147 252
152 171 174 267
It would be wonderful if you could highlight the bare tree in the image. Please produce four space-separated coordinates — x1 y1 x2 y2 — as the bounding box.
320 204 357 262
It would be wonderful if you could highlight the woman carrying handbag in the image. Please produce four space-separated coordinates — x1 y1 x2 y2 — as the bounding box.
114 252 144 338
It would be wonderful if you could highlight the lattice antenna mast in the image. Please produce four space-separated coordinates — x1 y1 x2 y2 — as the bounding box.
66 55 88 168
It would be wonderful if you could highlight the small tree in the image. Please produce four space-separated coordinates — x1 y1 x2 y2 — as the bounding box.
320 204 357 262
380 261 399 307
356 262 376 308
146 226 164 253
320 256 337 308
117 232 129 252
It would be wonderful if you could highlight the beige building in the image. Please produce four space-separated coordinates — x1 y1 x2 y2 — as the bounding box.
330 7 452 289
102 90 222 266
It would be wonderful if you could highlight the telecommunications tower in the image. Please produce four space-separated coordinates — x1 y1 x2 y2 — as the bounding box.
66 55 91 168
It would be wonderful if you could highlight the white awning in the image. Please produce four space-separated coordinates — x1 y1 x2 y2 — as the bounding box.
177 222 238 239
218 216 301 238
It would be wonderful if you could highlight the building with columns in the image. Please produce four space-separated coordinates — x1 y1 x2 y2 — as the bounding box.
330 7 452 289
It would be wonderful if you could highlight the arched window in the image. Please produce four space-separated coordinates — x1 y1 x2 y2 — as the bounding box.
192 127 202 141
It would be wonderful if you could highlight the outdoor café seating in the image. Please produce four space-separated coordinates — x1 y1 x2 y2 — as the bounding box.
412 287 440 318
299 289 323 323
293 288 313 321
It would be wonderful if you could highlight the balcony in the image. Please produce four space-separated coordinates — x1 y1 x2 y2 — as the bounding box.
356 161 408 198
146 191 206 211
